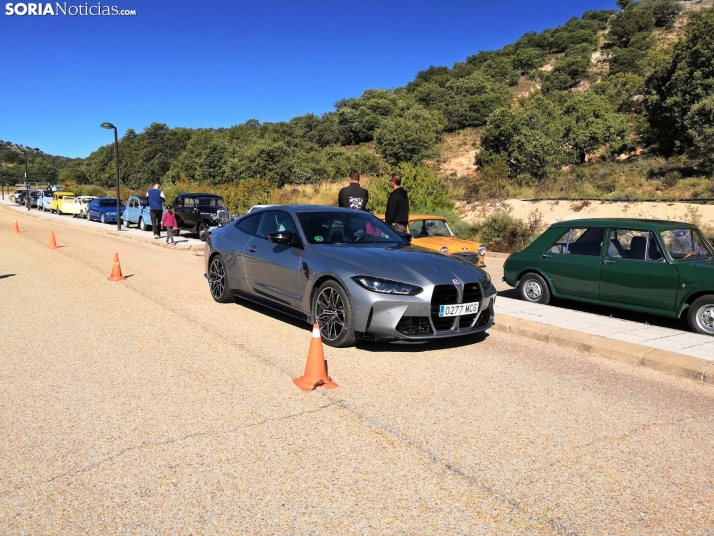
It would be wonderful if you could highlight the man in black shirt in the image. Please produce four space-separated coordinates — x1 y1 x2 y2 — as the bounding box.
338 170 369 211
385 173 409 232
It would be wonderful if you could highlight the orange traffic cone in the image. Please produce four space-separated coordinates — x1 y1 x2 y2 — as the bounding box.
47 230 59 249
12 220 20 234
293 324 338 391
107 253 127 281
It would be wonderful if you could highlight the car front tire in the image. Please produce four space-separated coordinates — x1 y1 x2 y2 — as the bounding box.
139 217 147 232
687 295 714 336
518 272 551 305
208 255 233 303
100 213 106 224
313 280 355 348
198 223 208 242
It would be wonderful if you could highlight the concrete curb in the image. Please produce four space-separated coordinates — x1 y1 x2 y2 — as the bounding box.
493 313 714 386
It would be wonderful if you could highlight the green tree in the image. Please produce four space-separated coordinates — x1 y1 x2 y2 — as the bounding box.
685 95 714 172
645 7 714 155
478 95 568 182
335 90 407 145
645 0 682 28
608 3 655 47
375 106 445 166
562 92 628 162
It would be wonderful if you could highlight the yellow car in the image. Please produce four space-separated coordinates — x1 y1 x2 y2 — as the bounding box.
377 214 486 267
50 192 75 215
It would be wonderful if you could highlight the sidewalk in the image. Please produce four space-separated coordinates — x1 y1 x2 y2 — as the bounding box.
493 296 714 385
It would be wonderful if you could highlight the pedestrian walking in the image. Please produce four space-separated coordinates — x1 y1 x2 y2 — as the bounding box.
146 181 166 239
337 169 369 211
384 173 409 233
162 205 177 246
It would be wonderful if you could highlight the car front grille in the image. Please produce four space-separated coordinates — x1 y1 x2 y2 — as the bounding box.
395 316 433 335
431 285 459 331
459 283 483 328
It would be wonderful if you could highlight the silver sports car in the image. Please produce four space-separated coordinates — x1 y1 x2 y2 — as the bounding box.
205 206 496 347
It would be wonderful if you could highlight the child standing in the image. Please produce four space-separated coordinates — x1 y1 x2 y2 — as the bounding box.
162 205 178 246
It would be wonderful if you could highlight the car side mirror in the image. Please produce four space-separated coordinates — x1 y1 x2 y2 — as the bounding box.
398 232 412 244
269 231 299 247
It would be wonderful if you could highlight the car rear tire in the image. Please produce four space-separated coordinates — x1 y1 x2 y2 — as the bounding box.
687 295 714 336
101 213 106 224
519 272 551 305
208 255 233 303
57 209 63 215
313 280 355 348
173 229 180 236
123 218 130 228
198 223 208 242
139 217 147 232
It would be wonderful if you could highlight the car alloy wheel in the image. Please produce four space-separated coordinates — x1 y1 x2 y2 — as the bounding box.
687 295 714 335
208 256 232 303
313 281 355 347
519 272 551 305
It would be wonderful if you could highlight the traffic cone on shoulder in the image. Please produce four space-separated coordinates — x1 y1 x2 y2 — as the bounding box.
107 253 127 281
12 220 20 234
47 230 59 249
293 324 338 391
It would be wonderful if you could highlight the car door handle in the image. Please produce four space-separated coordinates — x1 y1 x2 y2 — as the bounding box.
602 259 615 264
541 254 552 258
248 245 257 253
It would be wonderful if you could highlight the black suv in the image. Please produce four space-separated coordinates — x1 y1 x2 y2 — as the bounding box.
173 193 231 241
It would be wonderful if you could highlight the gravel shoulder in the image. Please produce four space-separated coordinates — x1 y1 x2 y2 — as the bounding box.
2 206 713 535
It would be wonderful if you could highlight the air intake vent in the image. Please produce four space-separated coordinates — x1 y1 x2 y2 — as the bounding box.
396 316 433 335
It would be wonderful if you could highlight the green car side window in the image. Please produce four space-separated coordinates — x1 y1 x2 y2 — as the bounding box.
549 228 604 256
608 230 666 262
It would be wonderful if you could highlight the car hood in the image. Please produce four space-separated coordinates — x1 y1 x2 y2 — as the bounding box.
311 244 484 284
412 236 483 254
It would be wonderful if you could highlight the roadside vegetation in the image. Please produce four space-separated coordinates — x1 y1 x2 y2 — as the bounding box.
3 0 714 252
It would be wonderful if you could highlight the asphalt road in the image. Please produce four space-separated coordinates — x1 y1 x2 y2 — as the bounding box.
2 207 713 535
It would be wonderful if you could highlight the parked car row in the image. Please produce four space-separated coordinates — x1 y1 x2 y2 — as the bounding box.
10 188 234 242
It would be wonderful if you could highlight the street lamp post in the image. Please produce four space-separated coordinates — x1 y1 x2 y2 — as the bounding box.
21 149 30 212
101 123 122 231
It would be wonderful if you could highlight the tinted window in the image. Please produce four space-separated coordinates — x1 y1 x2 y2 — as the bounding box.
297 211 406 245
256 211 297 239
175 197 183 207
410 219 452 237
549 228 604 256
184 198 195 208
196 197 224 207
237 213 261 235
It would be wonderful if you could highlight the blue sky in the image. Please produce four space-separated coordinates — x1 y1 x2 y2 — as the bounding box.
1 0 617 158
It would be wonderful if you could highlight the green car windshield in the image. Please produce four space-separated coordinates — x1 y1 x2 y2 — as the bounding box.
660 228 714 260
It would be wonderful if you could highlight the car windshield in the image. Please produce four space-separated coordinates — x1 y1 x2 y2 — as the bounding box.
297 211 407 245
410 218 453 237
196 197 224 207
660 228 714 260
99 199 125 207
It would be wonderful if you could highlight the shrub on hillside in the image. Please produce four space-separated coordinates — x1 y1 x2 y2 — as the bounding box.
477 211 533 252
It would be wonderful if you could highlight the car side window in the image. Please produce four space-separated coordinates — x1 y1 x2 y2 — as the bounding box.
549 228 604 256
256 211 297 239
237 213 261 236
175 198 183 207
608 230 665 262
184 198 194 208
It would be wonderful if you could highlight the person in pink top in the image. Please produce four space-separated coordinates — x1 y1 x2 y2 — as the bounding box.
162 205 178 246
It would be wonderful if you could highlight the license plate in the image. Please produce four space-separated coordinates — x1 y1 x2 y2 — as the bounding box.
438 302 479 317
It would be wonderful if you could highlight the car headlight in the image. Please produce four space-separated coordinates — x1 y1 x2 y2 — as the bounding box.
482 272 492 288
107 212 116 216
439 246 449 254
478 245 487 256
352 276 423 295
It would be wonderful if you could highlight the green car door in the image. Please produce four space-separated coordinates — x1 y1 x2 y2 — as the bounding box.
598 229 679 311
540 227 604 299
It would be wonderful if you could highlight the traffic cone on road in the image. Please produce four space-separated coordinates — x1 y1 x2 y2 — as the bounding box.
107 253 127 281
12 220 20 234
293 324 338 391
47 230 59 249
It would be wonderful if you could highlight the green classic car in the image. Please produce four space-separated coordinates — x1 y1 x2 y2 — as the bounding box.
503 218 714 335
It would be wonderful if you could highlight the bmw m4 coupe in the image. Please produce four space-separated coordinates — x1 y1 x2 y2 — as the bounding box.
205 206 495 347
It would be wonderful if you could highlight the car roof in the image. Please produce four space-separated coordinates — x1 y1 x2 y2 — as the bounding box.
551 218 696 231
177 192 223 197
